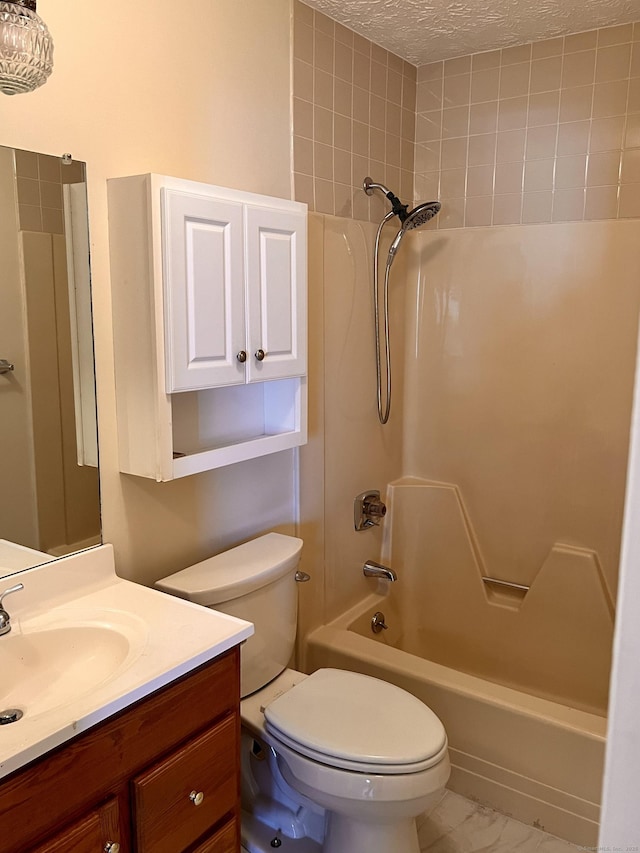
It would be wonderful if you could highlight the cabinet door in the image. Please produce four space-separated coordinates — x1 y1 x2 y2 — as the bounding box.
162 189 245 392
245 205 307 383
133 714 237 853
30 798 124 853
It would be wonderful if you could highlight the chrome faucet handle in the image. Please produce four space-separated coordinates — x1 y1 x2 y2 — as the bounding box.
0 583 23 637
0 583 24 607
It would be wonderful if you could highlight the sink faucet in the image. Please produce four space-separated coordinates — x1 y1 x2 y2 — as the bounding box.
0 583 24 636
363 560 397 582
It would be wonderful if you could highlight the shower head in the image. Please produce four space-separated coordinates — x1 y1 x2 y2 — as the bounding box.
387 200 441 265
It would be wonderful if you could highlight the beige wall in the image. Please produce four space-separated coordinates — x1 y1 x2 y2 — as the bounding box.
0 147 38 549
0 0 294 583
292 0 416 222
415 22 640 228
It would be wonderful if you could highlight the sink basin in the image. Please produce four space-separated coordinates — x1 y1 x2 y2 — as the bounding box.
1 612 147 720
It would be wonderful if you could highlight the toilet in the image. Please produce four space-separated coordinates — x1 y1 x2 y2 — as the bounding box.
156 533 450 853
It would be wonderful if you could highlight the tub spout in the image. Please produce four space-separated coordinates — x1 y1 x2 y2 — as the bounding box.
363 560 397 581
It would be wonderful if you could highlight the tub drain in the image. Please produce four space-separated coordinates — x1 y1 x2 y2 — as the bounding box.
0 709 23 725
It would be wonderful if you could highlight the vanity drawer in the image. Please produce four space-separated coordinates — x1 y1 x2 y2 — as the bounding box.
30 798 123 853
190 816 238 852
133 714 238 853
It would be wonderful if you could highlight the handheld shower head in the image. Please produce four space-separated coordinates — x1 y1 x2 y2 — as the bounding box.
387 201 441 265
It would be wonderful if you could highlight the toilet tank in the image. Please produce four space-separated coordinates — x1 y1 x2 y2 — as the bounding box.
155 533 303 697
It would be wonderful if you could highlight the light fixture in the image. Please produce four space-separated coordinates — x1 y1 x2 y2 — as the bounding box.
0 0 53 96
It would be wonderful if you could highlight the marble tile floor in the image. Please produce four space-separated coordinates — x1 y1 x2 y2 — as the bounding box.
418 791 582 853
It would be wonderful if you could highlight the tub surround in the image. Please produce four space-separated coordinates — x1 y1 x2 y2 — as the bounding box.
0 544 253 780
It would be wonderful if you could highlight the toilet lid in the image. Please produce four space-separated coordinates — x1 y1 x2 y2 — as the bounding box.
263 669 448 775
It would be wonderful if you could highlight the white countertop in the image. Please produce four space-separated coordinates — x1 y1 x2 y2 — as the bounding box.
0 544 253 780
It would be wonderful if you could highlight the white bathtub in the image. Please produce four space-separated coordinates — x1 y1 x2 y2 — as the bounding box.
305 591 605 848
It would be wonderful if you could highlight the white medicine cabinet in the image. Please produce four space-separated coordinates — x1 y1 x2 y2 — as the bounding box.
108 174 307 481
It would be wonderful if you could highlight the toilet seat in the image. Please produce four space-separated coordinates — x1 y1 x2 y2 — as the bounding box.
263 668 447 775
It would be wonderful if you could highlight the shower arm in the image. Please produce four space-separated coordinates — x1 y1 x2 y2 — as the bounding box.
374 211 396 425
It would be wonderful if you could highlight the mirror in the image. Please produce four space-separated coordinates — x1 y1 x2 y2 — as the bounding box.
0 146 100 579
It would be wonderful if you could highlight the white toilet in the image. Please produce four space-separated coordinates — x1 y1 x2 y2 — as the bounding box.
156 533 450 853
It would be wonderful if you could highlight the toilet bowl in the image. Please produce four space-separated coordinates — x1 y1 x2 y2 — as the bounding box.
156 533 451 853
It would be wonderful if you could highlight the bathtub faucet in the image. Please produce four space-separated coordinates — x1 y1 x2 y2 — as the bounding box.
363 560 397 582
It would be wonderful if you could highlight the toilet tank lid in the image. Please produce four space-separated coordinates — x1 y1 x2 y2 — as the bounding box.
155 533 303 606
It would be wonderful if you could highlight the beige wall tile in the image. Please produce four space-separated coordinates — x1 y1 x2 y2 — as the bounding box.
472 50 501 71
552 187 585 221
495 160 524 193
532 37 563 59
585 185 619 219
530 56 563 93
18 203 42 231
314 30 334 74
445 55 471 76
621 148 640 182
465 195 493 225
598 24 633 46
559 85 594 123
14 148 38 179
370 93 386 129
387 70 403 105
294 171 314 208
471 67 500 103
555 154 587 189
353 120 369 156
467 164 495 196
334 147 351 184
334 21 353 47
444 73 471 107
416 111 442 142
528 90 560 126
294 59 314 101
351 86 368 122
37 154 60 183
524 158 555 192
334 42 353 83
526 124 558 160
591 115 626 152
294 135 313 174
619 183 640 216
417 77 443 112
441 136 468 168
562 50 596 88
468 133 497 166
501 44 532 65
314 141 334 180
370 60 387 98
294 97 313 138
496 129 526 163
415 171 440 198
314 178 334 214
441 167 467 197
565 31 598 53
353 32 371 56
499 63 530 99
470 100 498 134
498 96 528 131
588 150 622 186
625 113 640 148
439 197 465 227
522 191 553 222
442 105 470 138
634 22 640 42
334 113 352 151
631 43 640 77
493 192 522 224
418 61 443 82
595 44 632 84
593 80 629 118
353 51 370 90
314 105 333 145
314 68 334 109
628 78 640 112
41 207 64 234
16 176 40 206
557 120 590 156
293 20 313 62
415 141 441 172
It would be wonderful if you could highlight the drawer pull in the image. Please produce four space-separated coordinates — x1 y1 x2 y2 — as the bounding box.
189 790 204 806
104 843 120 853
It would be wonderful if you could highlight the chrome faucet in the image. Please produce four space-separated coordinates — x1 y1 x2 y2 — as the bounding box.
0 583 24 636
363 560 397 582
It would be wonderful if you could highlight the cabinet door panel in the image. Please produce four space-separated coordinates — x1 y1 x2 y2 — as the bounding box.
190 817 238 853
245 206 307 383
163 190 245 391
30 798 123 853
133 714 237 853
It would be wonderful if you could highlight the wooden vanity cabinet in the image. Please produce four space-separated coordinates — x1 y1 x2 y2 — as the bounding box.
0 647 241 853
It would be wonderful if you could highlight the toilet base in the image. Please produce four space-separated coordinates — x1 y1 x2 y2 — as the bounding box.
242 811 322 853
324 813 420 853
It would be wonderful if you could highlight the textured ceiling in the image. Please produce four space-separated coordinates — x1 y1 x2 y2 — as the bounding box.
301 0 640 65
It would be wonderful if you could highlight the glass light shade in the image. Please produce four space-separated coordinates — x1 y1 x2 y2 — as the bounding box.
0 0 53 96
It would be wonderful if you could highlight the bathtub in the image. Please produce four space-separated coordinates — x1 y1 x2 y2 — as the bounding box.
305 591 605 848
